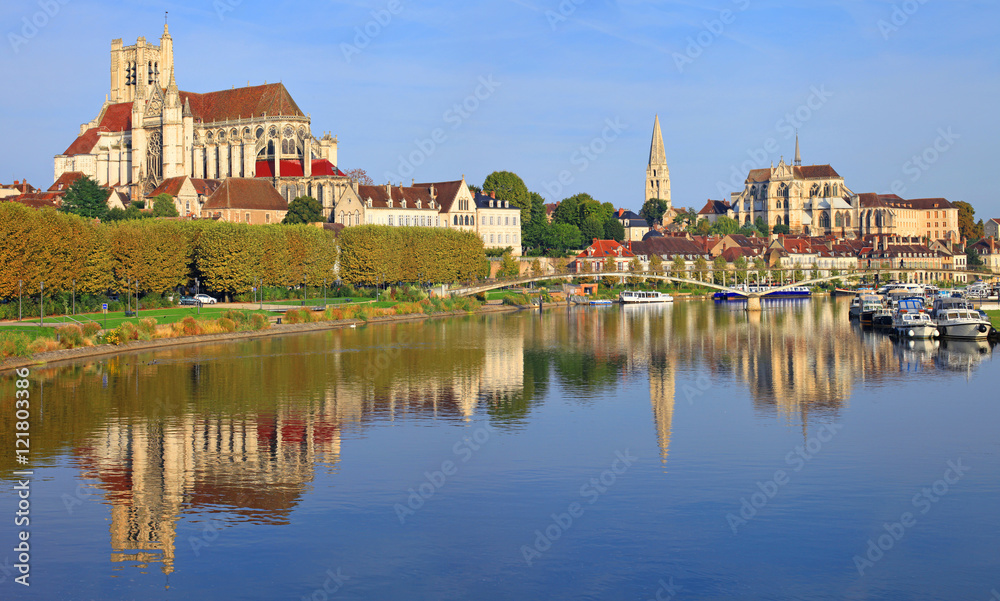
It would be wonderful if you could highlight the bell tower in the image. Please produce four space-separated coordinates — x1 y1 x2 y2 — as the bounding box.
645 114 671 208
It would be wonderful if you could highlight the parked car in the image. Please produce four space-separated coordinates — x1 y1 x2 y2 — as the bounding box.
179 296 199 305
194 294 217 305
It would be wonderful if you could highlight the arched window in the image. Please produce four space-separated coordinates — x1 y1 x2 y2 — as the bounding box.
810 184 820 198
820 212 831 229
835 212 843 227
776 216 782 226
355 210 360 225
454 215 458 225
845 213 851 228
784 216 789 226
784 199 789 209
339 211 345 224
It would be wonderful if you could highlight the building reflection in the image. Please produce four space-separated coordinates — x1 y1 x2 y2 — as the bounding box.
7 302 989 575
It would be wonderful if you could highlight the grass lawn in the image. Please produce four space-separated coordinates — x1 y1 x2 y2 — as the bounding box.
263 297 369 306
1 306 272 330
985 310 999 329
370 301 400 309
0 325 57 340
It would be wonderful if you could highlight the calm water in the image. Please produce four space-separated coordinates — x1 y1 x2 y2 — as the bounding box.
1 298 998 601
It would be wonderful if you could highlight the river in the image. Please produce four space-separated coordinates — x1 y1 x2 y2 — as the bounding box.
1 297 998 600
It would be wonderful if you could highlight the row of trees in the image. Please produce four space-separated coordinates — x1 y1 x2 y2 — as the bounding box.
338 225 488 286
0 203 337 300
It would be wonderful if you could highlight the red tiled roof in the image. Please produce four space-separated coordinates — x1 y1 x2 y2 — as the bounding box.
413 180 466 213
628 237 704 257
98 102 133 132
254 159 345 178
746 164 840 183
62 128 100 156
202 178 288 211
148 176 222 198
357 183 441 210
7 193 61 208
698 199 730 215
48 172 85 192
577 239 634 259
180 83 303 124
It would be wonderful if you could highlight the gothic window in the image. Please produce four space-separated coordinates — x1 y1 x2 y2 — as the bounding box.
283 125 294 139
218 130 226 143
256 127 264 139
823 183 831 197
147 61 153 84
453 215 458 225
206 131 214 143
820 212 831 229
835 212 843 227
268 126 277 138
146 130 163 181
776 217 782 226
832 184 839 196
810 184 819 197
784 216 789 226
845 213 851 228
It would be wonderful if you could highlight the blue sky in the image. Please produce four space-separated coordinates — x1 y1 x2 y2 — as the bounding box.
2 0 998 218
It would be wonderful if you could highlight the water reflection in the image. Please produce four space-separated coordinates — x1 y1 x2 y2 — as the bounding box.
0 299 993 579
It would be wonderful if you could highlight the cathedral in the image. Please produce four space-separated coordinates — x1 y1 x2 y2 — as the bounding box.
645 115 671 207
54 24 356 212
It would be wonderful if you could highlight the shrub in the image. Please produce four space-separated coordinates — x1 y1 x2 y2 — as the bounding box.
116 322 139 342
55 324 85 349
217 317 236 333
138 317 158 336
27 338 60 354
222 310 249 326
181 316 201 336
82 321 102 337
0 333 31 359
250 313 270 331
284 309 302 324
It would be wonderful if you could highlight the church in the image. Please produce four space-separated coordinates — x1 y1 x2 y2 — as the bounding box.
54 24 356 215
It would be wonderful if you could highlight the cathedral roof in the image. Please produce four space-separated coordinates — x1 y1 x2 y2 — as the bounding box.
99 102 133 131
745 164 840 183
180 83 304 124
148 176 222 197
49 171 85 192
254 159 344 178
62 129 101 156
202 178 288 211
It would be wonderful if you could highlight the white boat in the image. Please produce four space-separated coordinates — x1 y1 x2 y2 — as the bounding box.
934 307 991 340
858 294 883 324
589 299 613 305
892 297 938 339
619 290 674 304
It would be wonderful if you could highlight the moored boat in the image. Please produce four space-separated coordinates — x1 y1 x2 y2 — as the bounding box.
891 297 938 339
619 290 674 304
713 284 811 300
934 307 991 339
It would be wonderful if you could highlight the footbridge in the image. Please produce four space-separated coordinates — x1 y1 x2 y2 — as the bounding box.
447 268 993 311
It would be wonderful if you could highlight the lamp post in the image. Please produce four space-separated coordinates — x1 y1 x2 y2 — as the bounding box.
259 277 263 311
135 280 139 318
39 281 44 326
18 280 22 322
72 278 76 315
323 278 327 307
195 277 200 315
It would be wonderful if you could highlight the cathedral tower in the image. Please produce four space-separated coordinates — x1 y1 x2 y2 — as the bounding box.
645 115 671 207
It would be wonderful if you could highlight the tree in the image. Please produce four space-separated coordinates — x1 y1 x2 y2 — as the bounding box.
498 252 520 278
626 257 644 287
954 201 981 240
152 193 179 217
739 223 759 238
530 258 542 276
468 184 482 194
772 223 790 235
966 245 983 267
649 254 663 275
547 223 582 254
282 196 323 224
713 256 727 284
694 218 711 235
483 171 530 224
752 257 767 283
604 218 625 242
671 255 686 287
60 175 108 219
523 192 549 251
673 208 698 231
639 198 669 226
601 255 619 289
580 214 604 244
754 216 770 236
694 256 708 282
344 168 374 186
709 216 740 235
734 255 748 284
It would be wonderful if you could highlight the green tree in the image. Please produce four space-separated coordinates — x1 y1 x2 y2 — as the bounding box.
954 201 981 240
523 191 549 251
694 218 711 235
626 256 644 287
739 223 759 238
709 215 740 235
60 176 108 219
734 255 748 284
483 171 530 224
713 255 727 284
649 253 663 275
580 214 604 244
966 245 983 267
152 193 179 218
754 216 770 236
639 198 669 226
671 255 686 287
604 218 625 242
530 258 542 276
694 256 708 282
601 255 619 289
283 196 323 224
752 257 767 283
772 223 790 235
498 252 520 278
547 223 582 254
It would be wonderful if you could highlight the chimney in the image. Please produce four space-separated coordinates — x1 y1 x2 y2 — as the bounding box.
489 190 495 199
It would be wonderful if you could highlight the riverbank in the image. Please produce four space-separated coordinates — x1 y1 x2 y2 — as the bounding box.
0 303 521 372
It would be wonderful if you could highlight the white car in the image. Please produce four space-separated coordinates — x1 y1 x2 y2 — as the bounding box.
194 294 217 305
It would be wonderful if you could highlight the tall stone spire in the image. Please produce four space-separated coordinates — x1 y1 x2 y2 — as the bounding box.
794 131 801 166
645 114 671 208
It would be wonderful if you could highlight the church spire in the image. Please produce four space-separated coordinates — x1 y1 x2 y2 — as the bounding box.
794 130 801 166
645 114 671 208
